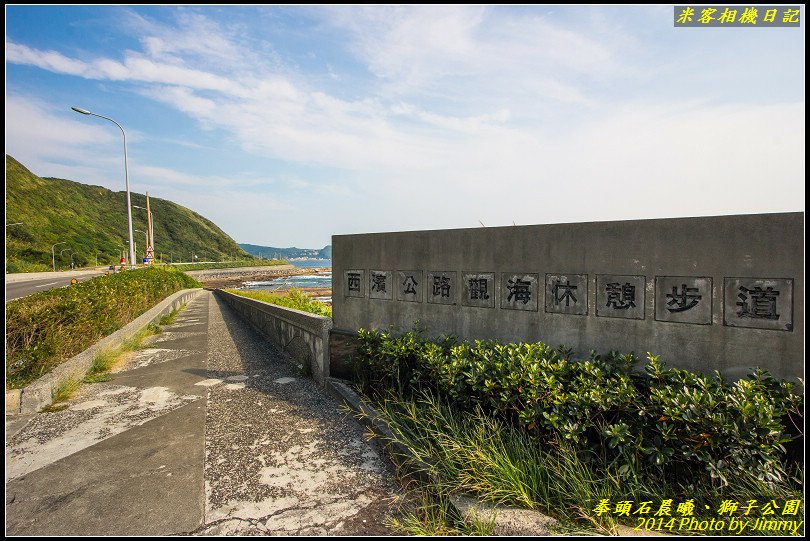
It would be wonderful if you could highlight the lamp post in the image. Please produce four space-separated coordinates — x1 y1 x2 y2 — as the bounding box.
60 248 72 271
72 106 136 270
135 229 147 261
52 241 66 272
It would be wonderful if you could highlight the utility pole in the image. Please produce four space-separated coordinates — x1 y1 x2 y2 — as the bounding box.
146 192 154 263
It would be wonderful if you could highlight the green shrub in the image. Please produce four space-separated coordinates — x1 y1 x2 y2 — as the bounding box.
226 288 331 317
353 329 803 491
6 267 200 389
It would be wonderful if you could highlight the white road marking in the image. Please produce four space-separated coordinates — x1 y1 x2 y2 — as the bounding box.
34 282 60 288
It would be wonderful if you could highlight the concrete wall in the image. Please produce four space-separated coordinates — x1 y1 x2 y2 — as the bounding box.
215 290 332 384
332 213 804 381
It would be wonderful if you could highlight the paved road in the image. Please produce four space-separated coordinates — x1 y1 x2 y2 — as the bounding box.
5 273 105 302
5 291 404 535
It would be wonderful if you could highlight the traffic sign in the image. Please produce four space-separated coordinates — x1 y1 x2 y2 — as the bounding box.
146 245 154 259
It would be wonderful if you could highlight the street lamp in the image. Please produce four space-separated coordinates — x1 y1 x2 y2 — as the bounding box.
72 106 136 270
52 241 66 272
60 248 73 271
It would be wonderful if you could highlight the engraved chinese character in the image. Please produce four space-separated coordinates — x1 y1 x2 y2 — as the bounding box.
506 278 531 304
433 275 451 298
666 284 701 312
403 275 418 295
552 280 578 306
347 272 361 292
371 273 387 293
469 278 489 300
736 286 779 320
606 282 636 309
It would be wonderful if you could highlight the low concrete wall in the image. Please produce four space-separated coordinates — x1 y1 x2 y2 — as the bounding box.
10 288 203 414
333 213 804 381
214 290 332 385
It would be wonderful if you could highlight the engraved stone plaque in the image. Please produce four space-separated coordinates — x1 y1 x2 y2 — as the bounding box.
545 273 588 315
462 272 495 308
596 274 646 320
397 270 423 303
654 276 712 325
427 271 457 305
724 277 793 331
500 273 539 311
368 270 393 300
344 269 365 298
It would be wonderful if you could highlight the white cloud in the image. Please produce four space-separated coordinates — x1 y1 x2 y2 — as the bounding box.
4 95 116 168
5 7 804 246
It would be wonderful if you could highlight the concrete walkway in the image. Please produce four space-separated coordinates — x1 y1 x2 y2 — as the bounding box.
5 291 403 535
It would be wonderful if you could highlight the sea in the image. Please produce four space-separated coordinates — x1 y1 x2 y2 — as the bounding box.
239 259 332 301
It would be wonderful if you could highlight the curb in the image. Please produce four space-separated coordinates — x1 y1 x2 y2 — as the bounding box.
7 288 203 414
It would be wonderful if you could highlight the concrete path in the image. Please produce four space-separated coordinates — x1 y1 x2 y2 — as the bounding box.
5 291 403 535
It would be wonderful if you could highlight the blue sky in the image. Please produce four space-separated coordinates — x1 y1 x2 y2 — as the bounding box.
5 5 805 248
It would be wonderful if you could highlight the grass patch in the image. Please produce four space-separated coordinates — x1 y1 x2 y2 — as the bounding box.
83 323 164 384
389 487 496 536
40 403 70 413
226 288 332 317
5 266 200 389
159 303 186 326
49 377 81 405
364 390 803 536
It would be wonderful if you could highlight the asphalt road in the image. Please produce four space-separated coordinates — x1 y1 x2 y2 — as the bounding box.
5 273 105 302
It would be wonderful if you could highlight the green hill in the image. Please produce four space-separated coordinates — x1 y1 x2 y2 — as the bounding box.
239 243 332 260
5 155 253 272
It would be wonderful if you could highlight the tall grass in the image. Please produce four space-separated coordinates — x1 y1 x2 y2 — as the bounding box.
369 390 803 535
5 267 200 389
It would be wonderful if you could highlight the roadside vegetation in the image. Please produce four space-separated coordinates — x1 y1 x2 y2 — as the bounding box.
171 259 287 271
82 322 165 384
6 267 200 389
41 305 186 412
352 328 804 535
226 288 332 317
